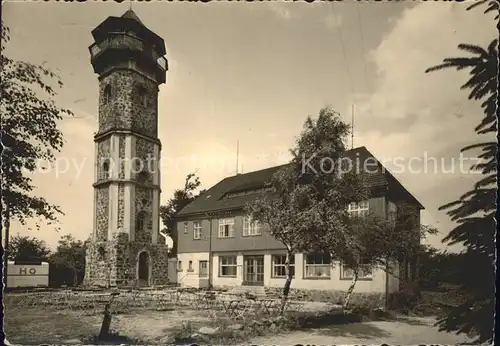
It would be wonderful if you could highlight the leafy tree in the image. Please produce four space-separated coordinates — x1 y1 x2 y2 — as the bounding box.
159 173 203 254
49 234 86 287
0 23 72 284
7 234 51 261
245 165 316 314
247 108 387 312
424 2 497 343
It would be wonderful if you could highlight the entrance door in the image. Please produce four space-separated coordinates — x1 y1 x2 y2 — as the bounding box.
243 256 264 286
138 252 150 286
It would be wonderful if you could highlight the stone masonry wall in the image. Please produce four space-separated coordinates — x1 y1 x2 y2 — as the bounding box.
118 135 126 179
95 187 109 241
135 187 153 243
98 70 158 137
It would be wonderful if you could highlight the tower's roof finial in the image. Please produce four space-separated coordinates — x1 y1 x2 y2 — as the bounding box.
121 8 144 26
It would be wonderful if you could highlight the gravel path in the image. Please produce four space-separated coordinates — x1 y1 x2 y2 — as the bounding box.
246 316 473 345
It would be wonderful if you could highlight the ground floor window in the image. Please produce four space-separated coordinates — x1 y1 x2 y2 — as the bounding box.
304 253 331 278
272 254 295 278
341 258 372 280
219 256 237 277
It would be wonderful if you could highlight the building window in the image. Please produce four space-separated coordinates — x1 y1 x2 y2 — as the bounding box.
272 254 295 278
136 211 150 231
137 85 148 107
183 222 188 234
341 258 373 280
100 159 110 180
348 200 370 217
218 218 234 238
188 260 193 272
219 256 237 277
243 215 261 236
177 260 182 271
304 253 331 278
199 260 208 277
103 84 112 103
193 221 202 240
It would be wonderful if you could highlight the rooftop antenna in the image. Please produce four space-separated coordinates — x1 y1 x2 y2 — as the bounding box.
236 140 239 175
351 104 355 150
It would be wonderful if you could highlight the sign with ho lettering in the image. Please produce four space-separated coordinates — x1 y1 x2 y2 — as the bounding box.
7 261 49 288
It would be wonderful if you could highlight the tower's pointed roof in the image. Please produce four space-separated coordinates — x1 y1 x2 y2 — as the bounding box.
121 9 144 26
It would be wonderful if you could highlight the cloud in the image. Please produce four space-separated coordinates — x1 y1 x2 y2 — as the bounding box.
350 2 497 249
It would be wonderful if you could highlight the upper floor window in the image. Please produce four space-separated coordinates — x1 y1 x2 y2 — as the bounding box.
348 200 369 217
103 84 112 104
304 253 331 278
341 257 373 280
193 221 202 240
137 86 148 107
218 218 234 238
243 216 261 236
100 159 110 180
183 222 188 234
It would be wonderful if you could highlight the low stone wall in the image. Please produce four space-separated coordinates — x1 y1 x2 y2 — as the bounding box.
212 285 385 309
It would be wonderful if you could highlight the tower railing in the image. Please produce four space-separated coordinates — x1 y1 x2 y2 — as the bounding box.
89 33 167 72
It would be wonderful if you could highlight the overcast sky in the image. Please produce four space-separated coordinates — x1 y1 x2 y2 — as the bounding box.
2 1 496 251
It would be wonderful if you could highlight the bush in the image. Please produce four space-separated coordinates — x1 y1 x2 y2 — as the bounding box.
388 284 421 313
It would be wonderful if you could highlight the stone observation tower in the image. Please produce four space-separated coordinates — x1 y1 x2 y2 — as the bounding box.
84 9 170 287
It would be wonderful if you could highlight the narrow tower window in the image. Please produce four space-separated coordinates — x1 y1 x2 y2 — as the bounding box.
136 211 146 231
103 84 112 104
101 159 110 180
137 86 148 106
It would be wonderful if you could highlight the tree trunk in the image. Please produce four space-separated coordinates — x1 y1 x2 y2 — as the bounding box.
72 268 78 287
3 203 11 288
343 269 359 311
279 248 293 315
99 293 118 341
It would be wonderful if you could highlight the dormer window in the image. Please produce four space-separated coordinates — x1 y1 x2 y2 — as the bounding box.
103 84 112 104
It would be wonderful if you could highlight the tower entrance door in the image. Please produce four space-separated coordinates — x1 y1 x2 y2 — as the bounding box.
137 252 150 286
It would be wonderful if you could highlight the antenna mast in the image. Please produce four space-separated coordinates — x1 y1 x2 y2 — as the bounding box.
236 140 239 175
351 104 354 149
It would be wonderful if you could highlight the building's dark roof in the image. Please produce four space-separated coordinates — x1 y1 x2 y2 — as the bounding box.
121 9 145 26
176 146 424 217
